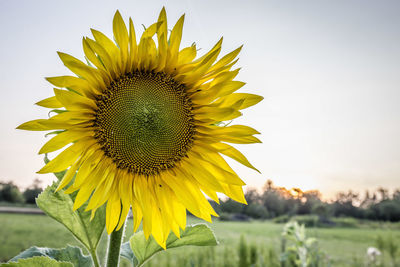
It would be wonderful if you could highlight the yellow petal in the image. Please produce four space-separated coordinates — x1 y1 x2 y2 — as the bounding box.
133 176 154 239
73 150 103 188
197 125 260 137
82 37 106 71
39 129 92 154
169 14 185 54
155 33 167 72
161 171 201 218
165 15 185 70
181 48 220 85
86 166 115 211
116 181 131 231
91 29 119 58
152 176 181 238
191 81 245 104
45 75 100 96
50 111 94 123
221 183 247 204
106 193 122 234
209 45 242 73
85 38 117 78
53 88 97 111
217 135 262 144
131 198 143 232
56 155 83 192
177 45 197 66
210 69 240 87
150 204 166 248
36 96 63 108
180 163 221 202
17 119 70 131
156 8 168 70
128 18 138 70
113 10 129 71
189 150 245 186
193 37 223 64
73 182 96 211
211 142 260 173
58 52 107 92
157 7 168 39
56 147 97 192
37 138 91 173
183 160 224 193
213 93 264 110
195 106 241 121
175 169 218 219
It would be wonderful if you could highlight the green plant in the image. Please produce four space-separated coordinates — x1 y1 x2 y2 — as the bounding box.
249 243 257 266
281 221 325 267
238 235 249 267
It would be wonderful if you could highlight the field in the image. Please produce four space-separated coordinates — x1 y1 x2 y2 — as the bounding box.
1 213 399 266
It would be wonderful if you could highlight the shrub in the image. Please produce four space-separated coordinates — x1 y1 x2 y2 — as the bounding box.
245 203 269 219
291 215 319 227
0 182 24 203
331 217 359 228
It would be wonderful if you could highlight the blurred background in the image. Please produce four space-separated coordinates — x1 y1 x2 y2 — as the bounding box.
0 0 399 266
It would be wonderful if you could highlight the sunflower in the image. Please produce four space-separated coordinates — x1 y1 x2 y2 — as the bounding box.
17 8 262 247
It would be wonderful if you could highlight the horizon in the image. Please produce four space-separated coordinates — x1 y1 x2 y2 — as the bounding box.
1 0 400 200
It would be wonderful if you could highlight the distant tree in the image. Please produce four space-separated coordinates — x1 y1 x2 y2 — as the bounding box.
298 190 321 215
0 181 24 203
312 203 329 219
261 180 285 217
377 187 390 201
332 190 361 218
244 188 259 205
214 179 400 222
393 189 400 202
23 178 43 204
361 190 376 209
220 199 244 214
209 200 222 215
245 203 269 219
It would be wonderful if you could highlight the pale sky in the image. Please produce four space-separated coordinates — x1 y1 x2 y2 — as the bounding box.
0 0 399 199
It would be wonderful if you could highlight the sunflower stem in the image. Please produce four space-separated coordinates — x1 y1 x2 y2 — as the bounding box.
90 249 100 267
105 219 126 267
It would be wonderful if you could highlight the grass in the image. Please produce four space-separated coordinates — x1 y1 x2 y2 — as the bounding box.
0 213 399 266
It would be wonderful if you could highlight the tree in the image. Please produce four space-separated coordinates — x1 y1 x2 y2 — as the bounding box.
0 181 24 203
23 178 43 204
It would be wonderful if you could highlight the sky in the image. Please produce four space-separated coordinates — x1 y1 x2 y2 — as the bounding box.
0 0 399 199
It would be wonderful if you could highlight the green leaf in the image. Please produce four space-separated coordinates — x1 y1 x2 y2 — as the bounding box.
9 246 92 267
36 182 106 255
2 256 72 267
120 242 138 266
127 224 218 267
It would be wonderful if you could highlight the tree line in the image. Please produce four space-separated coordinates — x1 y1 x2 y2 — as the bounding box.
211 180 400 222
2 178 400 222
0 178 42 204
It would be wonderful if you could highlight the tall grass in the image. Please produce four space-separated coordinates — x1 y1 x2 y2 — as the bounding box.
2 214 400 266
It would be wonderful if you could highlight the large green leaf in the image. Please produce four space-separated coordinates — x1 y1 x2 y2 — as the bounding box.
120 242 137 266
36 182 106 255
122 224 218 267
2 256 72 267
9 246 92 267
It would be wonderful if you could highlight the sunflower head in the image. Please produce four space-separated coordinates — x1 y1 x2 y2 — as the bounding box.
18 8 263 248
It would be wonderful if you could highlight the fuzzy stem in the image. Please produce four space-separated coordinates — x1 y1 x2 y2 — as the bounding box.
105 219 126 267
90 250 100 267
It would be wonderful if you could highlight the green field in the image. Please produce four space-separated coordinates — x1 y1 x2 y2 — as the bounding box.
1 213 399 266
